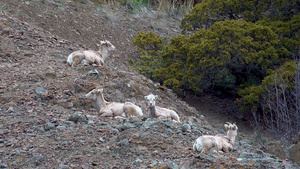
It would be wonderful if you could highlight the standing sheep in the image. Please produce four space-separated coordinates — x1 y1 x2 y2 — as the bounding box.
85 88 143 118
67 40 116 67
144 94 180 122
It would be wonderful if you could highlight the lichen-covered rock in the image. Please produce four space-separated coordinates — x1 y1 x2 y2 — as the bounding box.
68 113 88 124
290 142 300 165
265 141 287 160
31 154 46 166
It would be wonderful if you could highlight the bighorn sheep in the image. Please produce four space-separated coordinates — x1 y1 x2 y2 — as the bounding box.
144 94 180 122
67 40 116 67
193 122 238 153
85 88 143 118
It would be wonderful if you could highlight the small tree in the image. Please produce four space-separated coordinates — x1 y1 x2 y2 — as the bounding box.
239 57 300 138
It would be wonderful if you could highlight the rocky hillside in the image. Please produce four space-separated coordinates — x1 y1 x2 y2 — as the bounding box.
0 0 299 168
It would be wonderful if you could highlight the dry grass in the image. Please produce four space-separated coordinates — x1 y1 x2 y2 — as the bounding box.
156 0 194 16
72 0 196 16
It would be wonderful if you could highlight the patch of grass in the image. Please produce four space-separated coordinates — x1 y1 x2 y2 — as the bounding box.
79 0 88 4
128 58 134 65
156 0 193 17
120 0 127 5
128 9 135 14
94 3 103 8
162 37 169 45
121 0 149 14
263 138 268 143
132 0 148 8
237 136 243 140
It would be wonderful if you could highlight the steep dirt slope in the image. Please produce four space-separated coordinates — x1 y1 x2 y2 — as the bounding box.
0 0 299 168
0 0 181 68
0 9 202 168
0 0 254 136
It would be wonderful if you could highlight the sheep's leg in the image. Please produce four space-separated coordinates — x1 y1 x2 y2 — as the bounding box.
95 59 104 67
157 116 164 120
222 147 229 153
100 111 113 117
201 147 207 154
72 55 85 67
158 116 169 120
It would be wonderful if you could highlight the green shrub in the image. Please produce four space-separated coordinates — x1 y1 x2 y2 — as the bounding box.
131 31 164 79
156 20 280 93
180 0 300 34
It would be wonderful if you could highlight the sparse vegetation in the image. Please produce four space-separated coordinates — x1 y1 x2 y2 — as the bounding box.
86 0 195 16
94 2 103 8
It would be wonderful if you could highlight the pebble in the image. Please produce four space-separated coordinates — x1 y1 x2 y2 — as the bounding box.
64 121 75 125
133 158 143 165
56 126 67 131
167 162 179 169
61 141 68 146
182 124 191 132
120 139 129 146
44 122 55 131
58 164 70 169
35 87 48 96
31 154 46 166
0 164 8 168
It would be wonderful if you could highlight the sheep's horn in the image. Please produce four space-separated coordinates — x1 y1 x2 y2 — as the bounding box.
226 122 232 125
233 123 238 129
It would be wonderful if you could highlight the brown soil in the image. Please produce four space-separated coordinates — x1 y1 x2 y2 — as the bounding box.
1 0 296 168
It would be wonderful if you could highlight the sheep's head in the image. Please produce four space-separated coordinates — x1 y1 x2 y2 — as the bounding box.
144 94 158 107
98 40 116 52
85 88 103 100
224 122 238 144
224 122 238 131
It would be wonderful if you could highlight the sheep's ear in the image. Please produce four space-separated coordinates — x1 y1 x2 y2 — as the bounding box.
100 41 105 44
96 44 100 47
97 88 103 93
144 96 148 100
154 95 158 99
224 124 229 129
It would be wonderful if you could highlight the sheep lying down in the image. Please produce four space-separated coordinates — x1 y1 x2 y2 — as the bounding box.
193 122 238 154
85 88 143 118
193 135 233 153
67 40 115 67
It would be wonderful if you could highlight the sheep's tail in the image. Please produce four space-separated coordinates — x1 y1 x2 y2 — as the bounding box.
136 107 143 116
193 139 202 152
67 53 73 66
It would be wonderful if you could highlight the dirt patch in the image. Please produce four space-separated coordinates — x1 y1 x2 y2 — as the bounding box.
0 0 298 168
